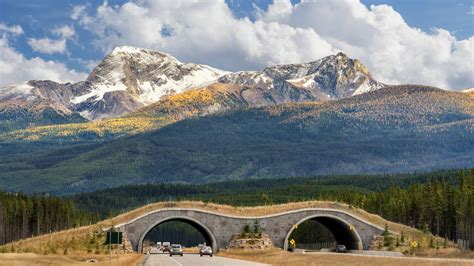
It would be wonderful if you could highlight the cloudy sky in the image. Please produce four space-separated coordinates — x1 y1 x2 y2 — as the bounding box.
0 0 473 90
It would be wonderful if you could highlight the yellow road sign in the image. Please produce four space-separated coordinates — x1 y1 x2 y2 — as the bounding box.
411 241 418 248
289 239 296 246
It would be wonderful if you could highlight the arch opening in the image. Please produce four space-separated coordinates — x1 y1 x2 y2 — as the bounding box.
138 217 217 253
285 215 363 251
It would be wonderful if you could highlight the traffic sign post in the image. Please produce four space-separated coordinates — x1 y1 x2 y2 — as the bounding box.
411 240 418 256
290 238 296 248
106 232 122 263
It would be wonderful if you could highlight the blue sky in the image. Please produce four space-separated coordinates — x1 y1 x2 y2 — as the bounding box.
0 0 473 89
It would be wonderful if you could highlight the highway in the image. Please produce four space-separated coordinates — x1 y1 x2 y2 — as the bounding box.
141 249 268 266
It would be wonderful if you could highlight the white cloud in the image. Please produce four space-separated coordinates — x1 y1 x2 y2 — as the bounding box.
28 38 67 54
0 24 86 87
72 0 472 90
260 0 474 90
71 5 87 20
71 1 334 71
53 25 76 39
0 23 23 35
28 25 75 55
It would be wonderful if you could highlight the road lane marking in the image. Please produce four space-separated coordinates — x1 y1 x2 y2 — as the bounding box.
201 256 222 266
167 255 183 266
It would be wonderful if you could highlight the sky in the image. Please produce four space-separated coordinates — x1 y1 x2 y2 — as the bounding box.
0 0 473 90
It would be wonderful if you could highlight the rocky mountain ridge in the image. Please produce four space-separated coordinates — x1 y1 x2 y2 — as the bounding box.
0 46 385 132
218 52 384 100
130 51 386 121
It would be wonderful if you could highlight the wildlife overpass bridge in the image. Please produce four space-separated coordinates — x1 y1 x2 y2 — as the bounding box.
115 207 385 252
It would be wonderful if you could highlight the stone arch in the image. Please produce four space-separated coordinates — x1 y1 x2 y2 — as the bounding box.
137 216 218 253
283 214 363 250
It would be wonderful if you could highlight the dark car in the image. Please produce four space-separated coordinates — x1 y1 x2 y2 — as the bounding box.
170 244 183 256
200 246 213 257
335 244 347 253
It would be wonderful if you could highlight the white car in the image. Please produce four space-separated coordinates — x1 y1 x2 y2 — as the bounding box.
170 244 183 256
162 242 171 252
200 246 213 257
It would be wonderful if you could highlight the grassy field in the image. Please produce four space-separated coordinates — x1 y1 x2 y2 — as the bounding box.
219 249 474 266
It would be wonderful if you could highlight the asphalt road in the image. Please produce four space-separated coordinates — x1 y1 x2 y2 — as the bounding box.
141 253 269 266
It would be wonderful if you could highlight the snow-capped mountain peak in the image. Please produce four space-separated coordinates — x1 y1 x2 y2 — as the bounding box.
219 53 384 101
69 46 228 120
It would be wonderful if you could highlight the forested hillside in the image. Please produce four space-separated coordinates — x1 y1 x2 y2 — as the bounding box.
1 85 472 195
0 192 96 245
70 170 461 215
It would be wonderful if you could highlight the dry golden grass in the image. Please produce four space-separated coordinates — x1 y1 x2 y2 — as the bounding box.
219 249 473 266
0 253 142 266
0 201 458 256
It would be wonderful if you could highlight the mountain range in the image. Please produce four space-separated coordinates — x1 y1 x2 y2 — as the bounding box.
0 46 472 195
0 46 383 133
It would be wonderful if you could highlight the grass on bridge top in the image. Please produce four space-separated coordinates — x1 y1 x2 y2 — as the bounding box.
110 200 422 239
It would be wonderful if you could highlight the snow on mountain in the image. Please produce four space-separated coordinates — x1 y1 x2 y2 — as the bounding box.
463 88 474 93
219 52 384 101
69 46 228 120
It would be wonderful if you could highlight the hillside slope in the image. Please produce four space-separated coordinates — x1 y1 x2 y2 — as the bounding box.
0 85 472 194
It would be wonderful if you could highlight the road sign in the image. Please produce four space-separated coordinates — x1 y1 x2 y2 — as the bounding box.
106 231 122 244
289 239 296 246
106 231 123 263
411 241 418 248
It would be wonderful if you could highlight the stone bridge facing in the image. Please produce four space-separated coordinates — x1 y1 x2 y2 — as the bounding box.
115 208 385 252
